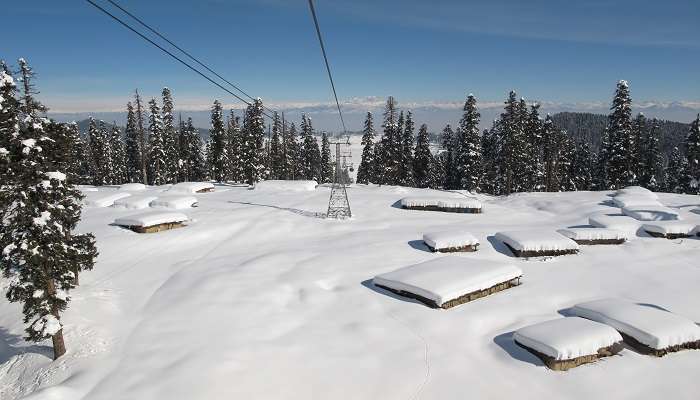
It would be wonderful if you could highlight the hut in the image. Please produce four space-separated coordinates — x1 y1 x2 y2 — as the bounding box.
114 211 188 233
495 230 579 257
642 221 696 239
556 228 627 245
422 230 479 252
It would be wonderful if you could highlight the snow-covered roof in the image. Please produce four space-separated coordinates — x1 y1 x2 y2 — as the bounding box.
113 195 158 210
400 196 443 208
373 257 521 307
119 183 147 191
494 230 579 252
572 299 700 350
437 198 482 209
622 205 680 221
423 230 479 250
642 221 697 235
168 182 215 194
556 228 627 241
84 192 132 208
513 317 622 360
149 196 198 209
588 212 642 233
114 211 188 228
612 195 661 208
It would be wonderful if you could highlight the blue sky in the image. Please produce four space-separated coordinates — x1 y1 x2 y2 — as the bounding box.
2 0 699 128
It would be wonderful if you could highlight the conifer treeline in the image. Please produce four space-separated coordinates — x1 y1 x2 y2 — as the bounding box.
357 82 700 195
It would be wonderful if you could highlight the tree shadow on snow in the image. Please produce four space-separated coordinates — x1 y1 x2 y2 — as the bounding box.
0 327 52 364
493 331 544 367
486 235 515 257
408 240 432 253
229 201 326 219
360 279 426 307
598 199 618 207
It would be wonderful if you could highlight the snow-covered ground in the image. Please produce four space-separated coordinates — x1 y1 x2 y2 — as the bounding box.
1 185 699 399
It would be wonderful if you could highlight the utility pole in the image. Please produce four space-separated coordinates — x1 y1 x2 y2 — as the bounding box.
326 137 352 219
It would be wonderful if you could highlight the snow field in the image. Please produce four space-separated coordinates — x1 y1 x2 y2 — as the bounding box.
83 192 131 207
148 195 198 209
113 211 188 228
612 194 662 208
437 197 482 210
118 183 147 191
556 228 628 242
373 256 522 307
588 212 643 234
168 181 215 193
641 221 697 236
621 205 680 221
616 186 657 198
112 195 158 210
572 299 700 350
494 230 579 252
513 317 623 360
422 230 479 251
254 180 318 191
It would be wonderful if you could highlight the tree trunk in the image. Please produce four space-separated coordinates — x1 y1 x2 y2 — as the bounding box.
72 265 79 286
52 329 66 360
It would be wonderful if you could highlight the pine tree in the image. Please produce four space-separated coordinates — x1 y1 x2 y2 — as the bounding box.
571 141 594 191
286 123 302 180
300 114 317 180
356 112 376 184
480 123 502 195
441 124 459 189
242 98 266 185
497 91 527 194
631 113 647 182
161 87 178 183
455 94 482 192
224 110 243 182
87 118 109 185
17 58 47 115
664 147 685 193
320 131 333 183
269 112 283 179
683 114 700 194
413 123 434 188
399 111 415 186
133 90 148 184
0 61 20 219
147 99 167 185
542 115 558 191
179 117 206 181
605 80 634 189
124 102 141 183
524 103 544 191
555 133 576 191
109 124 127 184
208 100 227 182
638 117 663 190
379 96 401 185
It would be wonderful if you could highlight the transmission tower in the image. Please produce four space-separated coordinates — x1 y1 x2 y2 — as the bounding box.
326 138 352 219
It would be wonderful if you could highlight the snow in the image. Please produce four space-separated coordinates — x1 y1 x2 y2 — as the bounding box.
622 205 680 221
373 256 522 307
32 211 51 226
612 194 661 208
45 171 66 181
513 317 622 360
642 221 697 236
437 197 482 210
112 195 158 210
31 315 62 337
588 212 643 234
255 180 318 191
572 299 700 350
114 211 188 228
616 186 657 198
494 230 579 252
556 228 627 241
2 188 700 399
168 182 215 194
422 230 479 250
83 192 131 208
77 185 99 192
400 196 442 208
149 195 198 209
118 183 147 191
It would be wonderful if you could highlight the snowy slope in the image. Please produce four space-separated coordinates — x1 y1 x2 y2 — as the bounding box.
1 186 699 400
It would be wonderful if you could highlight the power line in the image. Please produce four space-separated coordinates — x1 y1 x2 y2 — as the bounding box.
103 0 278 118
307 0 347 135
83 0 274 120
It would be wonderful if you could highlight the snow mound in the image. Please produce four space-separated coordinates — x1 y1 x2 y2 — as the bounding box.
119 183 147 191
168 182 215 194
400 196 442 208
495 230 579 252
437 197 482 210
588 212 642 234
45 171 66 181
572 299 700 350
84 192 131 207
77 185 98 192
254 180 318 191
373 257 522 307
557 228 628 241
622 205 680 221
423 230 479 250
513 317 622 360
642 221 697 236
149 196 198 209
612 195 661 208
114 211 188 228
113 195 158 210
616 186 657 198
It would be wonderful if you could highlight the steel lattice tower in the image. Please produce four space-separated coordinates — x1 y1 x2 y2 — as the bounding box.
326 141 352 219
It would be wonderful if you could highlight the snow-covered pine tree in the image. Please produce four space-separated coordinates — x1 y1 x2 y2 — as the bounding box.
605 80 634 189
269 112 283 180
300 114 316 180
147 99 167 185
555 132 576 191
224 110 243 183
664 147 686 193
498 91 527 194
204 138 213 180
87 118 109 185
0 61 20 219
286 122 302 180
0 66 97 358
455 94 482 192
109 124 127 184
571 141 594 191
379 96 401 185
683 114 700 194
17 58 47 115
413 123 434 188
356 111 376 184
441 124 459 189
161 87 178 183
179 117 206 181
320 131 333 183
479 124 501 195
631 113 647 182
541 115 558 192
124 102 141 183
311 135 322 182
133 90 148 184
208 100 227 182
242 98 266 185
638 117 663 190
524 103 544 191
594 127 611 190
399 111 415 186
